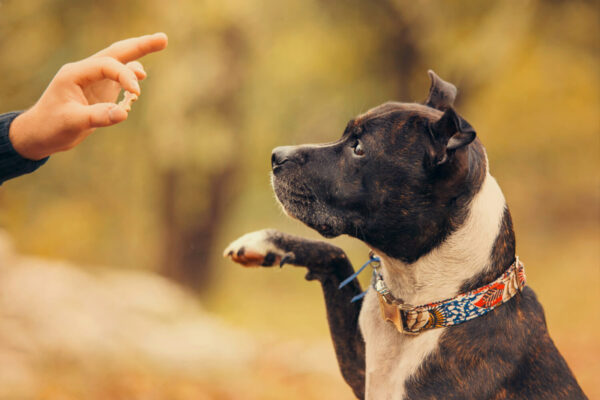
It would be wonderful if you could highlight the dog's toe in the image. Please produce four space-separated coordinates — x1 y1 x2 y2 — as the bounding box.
223 229 284 267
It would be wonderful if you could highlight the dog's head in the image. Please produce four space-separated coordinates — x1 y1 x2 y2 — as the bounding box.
271 71 487 262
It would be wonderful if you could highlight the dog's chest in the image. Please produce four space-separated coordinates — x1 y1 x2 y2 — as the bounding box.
359 291 445 400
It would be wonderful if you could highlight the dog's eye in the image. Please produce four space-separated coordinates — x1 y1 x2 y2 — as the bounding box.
352 140 365 156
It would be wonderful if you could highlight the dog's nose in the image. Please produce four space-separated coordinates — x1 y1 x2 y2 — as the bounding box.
271 146 295 172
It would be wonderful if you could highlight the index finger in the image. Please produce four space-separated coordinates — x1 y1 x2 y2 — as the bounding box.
93 32 168 63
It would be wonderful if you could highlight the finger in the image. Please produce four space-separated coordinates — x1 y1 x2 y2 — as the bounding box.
126 61 147 80
74 103 128 129
68 57 141 95
93 32 168 64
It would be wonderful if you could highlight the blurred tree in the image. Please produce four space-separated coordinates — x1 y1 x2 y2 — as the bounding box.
155 24 248 290
0 0 597 293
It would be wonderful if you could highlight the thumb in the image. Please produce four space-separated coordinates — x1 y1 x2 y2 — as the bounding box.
79 103 128 129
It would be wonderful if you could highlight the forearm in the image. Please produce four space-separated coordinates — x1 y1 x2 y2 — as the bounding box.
0 112 48 185
270 233 366 399
318 269 366 400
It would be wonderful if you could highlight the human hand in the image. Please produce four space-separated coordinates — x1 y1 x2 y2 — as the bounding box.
9 32 168 160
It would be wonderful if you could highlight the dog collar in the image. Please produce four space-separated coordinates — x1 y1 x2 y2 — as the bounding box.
339 254 526 335
372 256 526 335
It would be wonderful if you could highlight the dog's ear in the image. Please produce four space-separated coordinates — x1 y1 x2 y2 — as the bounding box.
429 108 476 164
425 70 457 111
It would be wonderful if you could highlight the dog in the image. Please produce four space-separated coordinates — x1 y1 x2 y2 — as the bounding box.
224 71 586 399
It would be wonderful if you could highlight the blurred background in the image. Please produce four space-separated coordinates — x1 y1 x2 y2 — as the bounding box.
0 0 598 399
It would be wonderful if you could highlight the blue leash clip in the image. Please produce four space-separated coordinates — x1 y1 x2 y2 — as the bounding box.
338 253 381 303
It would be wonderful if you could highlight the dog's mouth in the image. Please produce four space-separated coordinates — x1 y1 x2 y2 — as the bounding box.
271 174 344 238
271 174 313 217
311 223 338 237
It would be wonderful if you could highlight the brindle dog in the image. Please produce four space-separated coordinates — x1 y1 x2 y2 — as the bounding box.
224 71 586 400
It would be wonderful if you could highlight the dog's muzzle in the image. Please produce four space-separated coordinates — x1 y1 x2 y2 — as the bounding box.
272 145 306 174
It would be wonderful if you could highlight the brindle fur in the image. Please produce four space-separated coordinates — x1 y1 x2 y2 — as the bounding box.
403 209 584 399
226 71 586 399
267 231 366 399
226 230 366 397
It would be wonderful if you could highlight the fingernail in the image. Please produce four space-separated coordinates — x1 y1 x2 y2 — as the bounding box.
132 80 141 94
153 32 168 45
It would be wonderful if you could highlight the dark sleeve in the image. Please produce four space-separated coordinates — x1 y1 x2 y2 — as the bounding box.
0 111 49 185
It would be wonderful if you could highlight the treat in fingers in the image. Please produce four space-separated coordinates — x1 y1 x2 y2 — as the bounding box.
118 90 138 112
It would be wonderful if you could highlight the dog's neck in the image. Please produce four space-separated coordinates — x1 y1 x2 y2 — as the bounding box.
374 170 512 307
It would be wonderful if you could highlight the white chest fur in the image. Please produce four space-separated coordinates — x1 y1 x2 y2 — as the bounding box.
359 291 445 399
358 172 507 399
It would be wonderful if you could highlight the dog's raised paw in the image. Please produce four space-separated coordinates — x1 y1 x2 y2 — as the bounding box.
223 229 292 267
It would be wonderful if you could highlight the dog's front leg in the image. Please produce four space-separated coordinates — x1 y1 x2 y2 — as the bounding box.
224 229 365 399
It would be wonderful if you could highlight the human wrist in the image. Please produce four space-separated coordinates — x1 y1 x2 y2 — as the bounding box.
0 111 49 184
8 107 48 161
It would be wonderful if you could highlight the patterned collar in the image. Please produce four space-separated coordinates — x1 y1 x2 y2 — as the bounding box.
371 256 526 335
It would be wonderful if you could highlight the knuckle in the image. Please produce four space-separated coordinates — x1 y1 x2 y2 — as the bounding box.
58 62 76 75
105 43 119 54
127 60 143 68
125 69 136 80
98 56 118 66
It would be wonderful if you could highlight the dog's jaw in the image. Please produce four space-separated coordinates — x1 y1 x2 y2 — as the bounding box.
271 172 348 238
359 168 507 400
